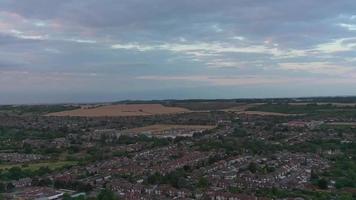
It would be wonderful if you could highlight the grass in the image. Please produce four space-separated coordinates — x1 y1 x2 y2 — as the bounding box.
247 103 356 118
0 161 77 171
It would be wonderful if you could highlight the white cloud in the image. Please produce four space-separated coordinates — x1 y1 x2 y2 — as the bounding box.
110 41 299 58
111 43 154 51
232 36 245 41
315 38 356 53
211 24 223 33
6 29 48 40
67 38 97 44
206 59 264 69
178 37 187 42
279 62 354 75
339 23 356 31
17 34 48 40
34 21 47 27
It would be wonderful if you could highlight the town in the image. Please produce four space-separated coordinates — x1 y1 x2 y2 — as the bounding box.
1 98 356 199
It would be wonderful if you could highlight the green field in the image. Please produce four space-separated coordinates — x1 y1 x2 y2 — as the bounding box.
0 161 77 171
247 103 356 117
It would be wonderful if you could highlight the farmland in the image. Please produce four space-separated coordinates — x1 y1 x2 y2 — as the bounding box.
289 102 356 107
237 111 303 116
46 104 190 117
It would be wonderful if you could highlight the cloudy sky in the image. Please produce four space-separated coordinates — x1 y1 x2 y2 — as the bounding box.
1 0 356 104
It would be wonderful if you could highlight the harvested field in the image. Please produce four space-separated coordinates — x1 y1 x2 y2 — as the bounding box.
46 104 190 117
222 103 265 112
121 124 216 135
237 111 303 116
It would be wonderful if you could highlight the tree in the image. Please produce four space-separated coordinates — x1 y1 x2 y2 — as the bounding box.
197 177 209 189
177 177 190 189
0 182 5 193
36 167 52 176
147 172 163 185
335 178 355 189
317 178 328 189
6 182 14 192
248 162 258 173
97 189 117 200
232 127 248 137
6 167 25 180
62 193 71 200
310 169 319 180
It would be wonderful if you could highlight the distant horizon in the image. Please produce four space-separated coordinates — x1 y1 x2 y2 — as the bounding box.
2 94 356 106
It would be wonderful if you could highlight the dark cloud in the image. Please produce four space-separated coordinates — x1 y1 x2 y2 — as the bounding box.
1 0 355 48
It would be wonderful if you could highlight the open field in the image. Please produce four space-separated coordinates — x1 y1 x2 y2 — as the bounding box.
167 101 247 111
326 122 356 127
246 103 356 118
289 102 356 107
237 111 303 116
46 104 190 117
121 124 216 135
0 161 77 171
222 103 265 112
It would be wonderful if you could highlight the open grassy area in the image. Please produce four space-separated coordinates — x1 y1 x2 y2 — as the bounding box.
247 103 356 117
0 161 77 171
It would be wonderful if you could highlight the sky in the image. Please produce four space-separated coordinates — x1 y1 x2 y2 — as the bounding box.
1 0 356 104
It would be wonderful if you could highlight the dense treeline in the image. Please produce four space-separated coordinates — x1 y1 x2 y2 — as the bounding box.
0 105 80 116
0 166 53 181
255 188 356 200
